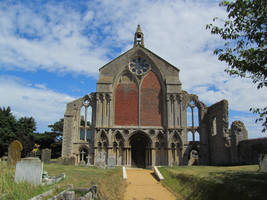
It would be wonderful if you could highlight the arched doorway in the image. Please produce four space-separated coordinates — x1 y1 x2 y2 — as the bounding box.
130 132 151 168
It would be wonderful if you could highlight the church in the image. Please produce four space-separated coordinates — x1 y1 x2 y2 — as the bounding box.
61 25 248 167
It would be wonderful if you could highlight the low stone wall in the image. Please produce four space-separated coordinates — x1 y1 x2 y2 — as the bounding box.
238 138 267 164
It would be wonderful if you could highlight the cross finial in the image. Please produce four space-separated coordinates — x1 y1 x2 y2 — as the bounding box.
134 24 144 47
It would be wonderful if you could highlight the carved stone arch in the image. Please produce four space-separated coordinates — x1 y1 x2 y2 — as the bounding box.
127 130 153 147
113 69 138 91
79 144 89 152
114 131 125 146
98 130 108 145
83 94 93 107
172 131 183 147
131 49 166 82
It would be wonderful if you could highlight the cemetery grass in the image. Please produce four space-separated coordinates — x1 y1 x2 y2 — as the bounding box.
44 163 125 200
0 161 52 200
159 165 267 200
0 161 126 200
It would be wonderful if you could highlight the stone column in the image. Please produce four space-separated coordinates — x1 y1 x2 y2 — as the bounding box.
106 94 111 127
96 94 100 127
151 149 156 166
167 94 172 128
168 148 172 166
172 95 176 128
178 94 183 127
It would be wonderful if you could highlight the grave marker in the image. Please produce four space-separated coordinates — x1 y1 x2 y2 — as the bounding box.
8 140 23 167
41 148 51 163
15 157 43 185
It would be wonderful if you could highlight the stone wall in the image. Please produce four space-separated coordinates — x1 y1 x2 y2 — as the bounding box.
206 100 230 165
238 138 267 164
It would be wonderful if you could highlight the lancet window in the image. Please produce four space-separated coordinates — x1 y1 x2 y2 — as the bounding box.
80 99 92 142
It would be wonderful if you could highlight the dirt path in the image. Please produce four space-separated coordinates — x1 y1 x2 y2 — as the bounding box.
124 168 177 200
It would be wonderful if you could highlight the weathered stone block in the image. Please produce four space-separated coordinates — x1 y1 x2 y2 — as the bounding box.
15 157 43 185
41 148 51 163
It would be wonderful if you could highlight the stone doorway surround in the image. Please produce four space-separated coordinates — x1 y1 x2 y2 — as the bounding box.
129 131 152 168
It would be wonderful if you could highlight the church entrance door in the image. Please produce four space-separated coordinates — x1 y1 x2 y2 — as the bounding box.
130 132 151 168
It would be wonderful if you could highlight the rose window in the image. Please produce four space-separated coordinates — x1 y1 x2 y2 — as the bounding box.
129 57 151 75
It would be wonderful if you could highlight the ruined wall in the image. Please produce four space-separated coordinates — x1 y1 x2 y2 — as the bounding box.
230 120 248 164
238 138 267 164
206 100 230 165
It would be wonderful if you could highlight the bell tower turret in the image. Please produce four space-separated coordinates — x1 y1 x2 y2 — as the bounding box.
134 24 144 47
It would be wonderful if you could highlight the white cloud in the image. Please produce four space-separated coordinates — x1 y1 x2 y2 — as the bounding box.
0 76 75 132
0 2 108 77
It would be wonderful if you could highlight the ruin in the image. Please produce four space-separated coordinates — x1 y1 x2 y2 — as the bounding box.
62 25 249 167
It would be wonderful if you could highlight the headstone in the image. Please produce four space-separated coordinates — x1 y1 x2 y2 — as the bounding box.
8 140 23 167
41 148 51 163
107 155 116 168
15 157 43 185
259 154 267 171
95 151 106 168
188 150 199 166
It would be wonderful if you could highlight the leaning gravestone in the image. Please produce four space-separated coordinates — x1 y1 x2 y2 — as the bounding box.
107 155 116 168
15 157 43 185
8 140 23 167
95 151 106 168
41 148 51 163
259 154 267 171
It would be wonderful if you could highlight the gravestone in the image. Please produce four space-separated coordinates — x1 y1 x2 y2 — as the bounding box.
107 155 116 168
188 150 199 166
259 154 267 171
41 148 51 163
15 157 43 185
95 151 106 168
8 140 23 167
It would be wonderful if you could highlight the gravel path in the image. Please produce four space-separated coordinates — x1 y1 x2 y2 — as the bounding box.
124 168 176 200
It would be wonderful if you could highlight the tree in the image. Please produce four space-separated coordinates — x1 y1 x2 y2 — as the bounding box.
0 107 17 157
0 107 37 157
16 117 37 157
206 0 267 132
33 118 64 158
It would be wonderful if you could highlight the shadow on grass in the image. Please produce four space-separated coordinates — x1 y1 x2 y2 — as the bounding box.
172 171 267 200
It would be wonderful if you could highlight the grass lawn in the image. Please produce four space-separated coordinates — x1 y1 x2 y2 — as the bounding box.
159 165 267 200
0 161 126 200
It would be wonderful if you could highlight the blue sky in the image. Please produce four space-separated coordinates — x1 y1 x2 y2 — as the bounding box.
0 0 266 138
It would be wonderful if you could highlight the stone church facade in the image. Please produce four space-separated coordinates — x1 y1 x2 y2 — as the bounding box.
61 25 248 167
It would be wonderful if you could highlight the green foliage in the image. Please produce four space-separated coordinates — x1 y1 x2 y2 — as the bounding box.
0 107 37 157
159 165 267 200
0 106 63 158
33 118 64 158
0 107 17 157
206 0 267 132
